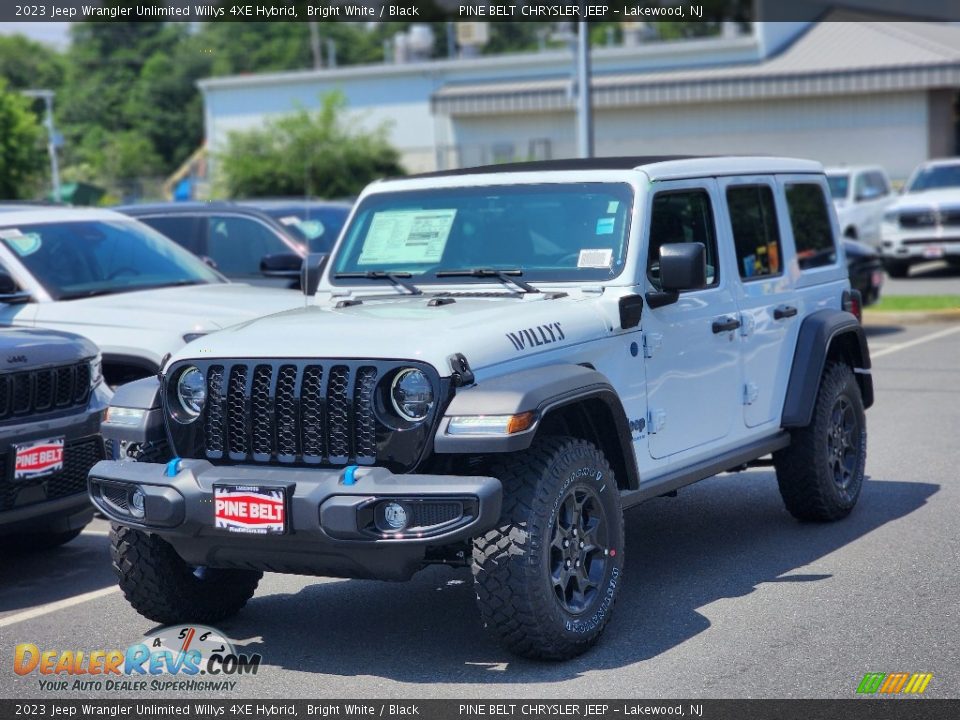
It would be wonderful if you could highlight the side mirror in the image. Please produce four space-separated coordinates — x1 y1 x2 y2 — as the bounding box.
260 252 303 279
301 253 328 297
646 242 706 309
0 269 30 304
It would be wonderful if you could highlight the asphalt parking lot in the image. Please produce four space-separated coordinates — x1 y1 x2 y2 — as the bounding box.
2 320 958 700
883 261 960 295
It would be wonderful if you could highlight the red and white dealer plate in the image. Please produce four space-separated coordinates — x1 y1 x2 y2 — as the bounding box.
13 437 64 481
213 485 286 534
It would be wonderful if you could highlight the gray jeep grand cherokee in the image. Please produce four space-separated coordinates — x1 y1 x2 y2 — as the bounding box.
0 328 110 548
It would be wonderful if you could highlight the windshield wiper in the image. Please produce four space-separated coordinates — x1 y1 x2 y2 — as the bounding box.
435 268 540 294
334 271 422 296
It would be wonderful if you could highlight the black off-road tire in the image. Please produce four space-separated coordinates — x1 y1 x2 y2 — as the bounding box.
774 363 867 522
473 437 625 660
111 524 261 624
1 527 84 552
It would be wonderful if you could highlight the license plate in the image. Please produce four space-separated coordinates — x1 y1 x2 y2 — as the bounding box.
13 437 64 481
923 245 945 259
214 485 286 534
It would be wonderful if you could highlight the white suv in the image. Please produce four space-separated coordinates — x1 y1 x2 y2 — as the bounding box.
879 158 960 277
0 207 304 386
90 157 872 660
824 165 895 247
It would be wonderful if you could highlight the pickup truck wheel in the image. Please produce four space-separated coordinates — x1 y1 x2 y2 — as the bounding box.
884 260 909 278
111 524 261 624
472 437 624 660
775 363 866 521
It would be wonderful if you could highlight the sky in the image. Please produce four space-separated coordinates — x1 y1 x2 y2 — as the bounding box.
0 22 72 49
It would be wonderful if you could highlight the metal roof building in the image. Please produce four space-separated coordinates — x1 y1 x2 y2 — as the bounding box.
198 15 960 183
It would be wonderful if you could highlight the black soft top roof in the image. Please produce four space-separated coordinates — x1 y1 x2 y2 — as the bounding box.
410 156 699 179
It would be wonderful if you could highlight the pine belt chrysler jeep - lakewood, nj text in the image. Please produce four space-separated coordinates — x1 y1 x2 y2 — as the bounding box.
89 157 872 660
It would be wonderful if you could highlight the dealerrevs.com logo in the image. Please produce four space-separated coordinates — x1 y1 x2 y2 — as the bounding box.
857 672 933 695
14 625 262 692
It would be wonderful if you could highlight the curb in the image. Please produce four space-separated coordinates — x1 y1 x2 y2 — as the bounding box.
863 308 960 325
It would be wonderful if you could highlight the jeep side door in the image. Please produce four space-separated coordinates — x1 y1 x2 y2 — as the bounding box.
717 177 797 429
640 180 743 460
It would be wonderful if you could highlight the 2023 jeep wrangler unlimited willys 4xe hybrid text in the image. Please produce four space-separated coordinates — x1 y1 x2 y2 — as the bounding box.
89 157 872 660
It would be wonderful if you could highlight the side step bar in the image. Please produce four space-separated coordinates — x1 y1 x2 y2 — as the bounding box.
620 431 791 508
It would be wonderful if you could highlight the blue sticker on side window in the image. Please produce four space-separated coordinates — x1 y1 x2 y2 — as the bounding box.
596 217 615 235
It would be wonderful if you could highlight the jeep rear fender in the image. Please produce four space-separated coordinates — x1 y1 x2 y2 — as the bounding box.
781 309 874 428
434 364 640 490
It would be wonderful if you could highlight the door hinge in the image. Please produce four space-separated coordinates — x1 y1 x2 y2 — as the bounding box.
648 408 667 434
739 313 755 337
743 382 759 406
642 332 662 358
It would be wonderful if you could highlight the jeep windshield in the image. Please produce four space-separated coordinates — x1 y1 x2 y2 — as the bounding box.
0 219 224 300
330 183 633 287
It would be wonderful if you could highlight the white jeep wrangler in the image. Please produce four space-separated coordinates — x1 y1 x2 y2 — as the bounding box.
89 156 872 660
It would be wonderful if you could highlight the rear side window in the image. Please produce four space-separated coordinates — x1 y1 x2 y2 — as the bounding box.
138 216 202 254
726 185 782 280
647 189 719 289
785 183 837 270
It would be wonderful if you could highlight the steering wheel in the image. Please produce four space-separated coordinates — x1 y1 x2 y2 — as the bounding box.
105 266 139 280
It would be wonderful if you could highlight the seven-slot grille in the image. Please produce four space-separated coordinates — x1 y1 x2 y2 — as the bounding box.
0 361 91 421
200 362 383 465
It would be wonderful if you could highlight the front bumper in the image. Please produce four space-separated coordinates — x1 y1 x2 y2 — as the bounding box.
88 459 501 580
880 233 960 261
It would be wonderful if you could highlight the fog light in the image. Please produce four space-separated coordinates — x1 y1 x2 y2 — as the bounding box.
382 502 408 531
129 486 146 518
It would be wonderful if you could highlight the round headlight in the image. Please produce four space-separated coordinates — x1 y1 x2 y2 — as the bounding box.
390 368 434 422
176 366 206 419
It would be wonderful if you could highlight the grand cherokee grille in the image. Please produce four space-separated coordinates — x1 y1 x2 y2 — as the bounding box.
0 438 104 512
174 360 438 469
0 361 91 422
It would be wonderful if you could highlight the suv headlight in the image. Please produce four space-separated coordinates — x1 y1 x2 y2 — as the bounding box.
175 366 206 419
390 368 434 422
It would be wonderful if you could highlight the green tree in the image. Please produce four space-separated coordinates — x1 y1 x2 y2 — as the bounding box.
218 92 403 198
0 34 66 91
0 80 45 199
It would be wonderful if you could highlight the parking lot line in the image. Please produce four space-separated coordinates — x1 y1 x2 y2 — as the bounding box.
0 586 120 628
870 325 960 359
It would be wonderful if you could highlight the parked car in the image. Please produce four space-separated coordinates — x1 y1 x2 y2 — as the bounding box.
91 156 871 661
117 201 351 286
825 165 895 247
844 238 884 306
0 207 304 387
1 327 110 549
879 158 960 277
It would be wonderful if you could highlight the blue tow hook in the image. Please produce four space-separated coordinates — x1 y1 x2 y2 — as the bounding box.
343 465 359 486
165 457 183 477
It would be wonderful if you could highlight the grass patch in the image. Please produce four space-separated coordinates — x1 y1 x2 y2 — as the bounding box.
869 295 960 312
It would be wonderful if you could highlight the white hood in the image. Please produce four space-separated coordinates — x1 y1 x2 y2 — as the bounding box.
889 188 960 212
33 283 303 366
172 293 610 374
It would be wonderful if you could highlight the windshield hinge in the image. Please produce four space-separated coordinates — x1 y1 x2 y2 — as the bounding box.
642 333 662 358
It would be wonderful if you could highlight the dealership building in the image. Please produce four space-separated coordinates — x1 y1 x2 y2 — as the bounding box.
197 13 960 183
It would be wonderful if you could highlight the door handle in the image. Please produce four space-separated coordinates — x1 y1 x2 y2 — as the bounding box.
712 316 741 334
774 305 798 320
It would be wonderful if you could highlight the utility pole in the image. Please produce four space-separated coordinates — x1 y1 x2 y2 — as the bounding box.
22 89 61 200
576 20 593 158
308 21 322 69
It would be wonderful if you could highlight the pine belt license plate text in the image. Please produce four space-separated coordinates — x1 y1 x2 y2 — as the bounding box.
13 437 64 481
214 485 286 534
923 245 945 259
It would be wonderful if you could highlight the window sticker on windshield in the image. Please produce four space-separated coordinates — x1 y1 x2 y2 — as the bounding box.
298 219 325 238
578 248 613 268
3 232 41 257
358 209 456 266
596 217 616 235
278 216 300 226
0 228 24 239
607 201 619 214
